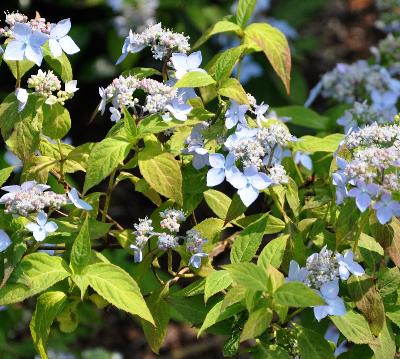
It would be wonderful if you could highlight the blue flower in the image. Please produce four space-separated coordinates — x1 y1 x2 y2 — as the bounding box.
0 230 11 252
372 193 400 224
67 188 93 211
227 165 272 207
313 280 346 321
225 101 249 129
206 153 235 187
170 51 206 79
336 250 365 280
332 172 348 205
348 180 380 212
286 260 308 282
294 152 313 170
3 23 48 66
129 244 143 263
25 212 58 242
324 326 348 357
189 253 208 269
116 29 146 65
254 102 269 127
49 19 80 58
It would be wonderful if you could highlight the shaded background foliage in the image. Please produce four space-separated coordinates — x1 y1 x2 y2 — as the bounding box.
0 0 388 357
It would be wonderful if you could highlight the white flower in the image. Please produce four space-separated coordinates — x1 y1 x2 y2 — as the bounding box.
25 212 58 242
65 80 79 94
109 107 121 122
49 18 80 58
67 188 93 211
15 88 28 113
0 230 11 252
170 51 206 79
254 102 269 127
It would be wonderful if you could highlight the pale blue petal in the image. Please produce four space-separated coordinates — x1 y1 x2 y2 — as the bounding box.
301 155 313 170
356 192 371 212
320 280 339 300
44 221 58 233
209 153 225 169
30 31 48 47
3 41 25 61
376 206 393 224
52 19 71 39
314 305 330 321
338 265 350 280
238 185 259 207
24 44 43 66
326 297 346 316
207 168 225 187
49 38 63 58
226 168 247 189
0 230 11 252
33 228 46 242
36 212 48 226
59 36 80 55
13 23 31 40
187 51 202 70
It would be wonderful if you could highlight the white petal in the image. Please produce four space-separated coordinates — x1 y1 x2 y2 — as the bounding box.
3 40 25 61
208 153 225 169
171 53 188 73
24 45 43 66
36 212 48 226
51 19 71 39
33 228 46 242
187 51 202 70
0 230 11 252
44 221 58 233
26 222 40 232
206 168 225 187
49 38 63 58
238 185 259 207
59 35 80 55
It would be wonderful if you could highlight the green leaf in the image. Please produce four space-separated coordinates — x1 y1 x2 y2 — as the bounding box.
230 213 269 263
297 327 335 359
347 275 385 335
274 282 324 307
214 46 245 82
244 23 291 93
292 134 344 153
358 234 384 269
175 71 216 88
42 103 71 139
30 291 67 359
0 253 71 305
43 45 73 82
377 267 400 297
286 178 300 217
240 308 272 342
274 106 331 131
235 213 285 234
224 263 268 292
330 310 376 344
70 216 91 274
82 262 154 324
257 235 288 270
198 300 244 336
204 271 233 302
5 59 35 79
204 189 231 219
369 320 396 359
218 77 250 105
138 151 183 205
0 167 14 186
83 136 131 193
235 0 257 28
193 20 243 49
142 288 170 354
225 193 247 223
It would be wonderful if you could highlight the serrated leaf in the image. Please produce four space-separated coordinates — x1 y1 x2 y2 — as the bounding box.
240 308 272 342
224 263 268 292
235 0 257 28
43 45 73 82
204 271 233 302
330 310 376 344
203 189 231 219
369 320 396 359
70 216 91 274
244 23 291 93
292 134 344 154
193 20 243 49
297 327 335 359
230 213 269 263
42 103 71 139
138 151 183 205
82 262 154 324
274 282 324 307
0 253 71 305
218 77 250 104
286 178 300 217
214 46 245 82
30 291 67 359
175 71 216 88
83 137 131 193
258 235 288 270
274 106 331 131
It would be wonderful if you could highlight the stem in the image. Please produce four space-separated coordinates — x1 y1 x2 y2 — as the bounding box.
167 249 174 275
236 55 243 81
101 169 117 223
15 61 21 89
270 189 290 224
294 162 304 184
352 210 370 252
285 307 305 323
57 139 65 183
37 243 122 251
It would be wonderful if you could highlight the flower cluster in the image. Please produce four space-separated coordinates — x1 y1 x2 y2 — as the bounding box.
98 75 194 122
287 246 364 321
130 209 208 268
336 101 394 134
184 97 296 207
375 0 400 33
371 33 400 76
0 181 67 216
306 60 400 118
117 23 190 64
0 13 79 66
333 122 400 224
26 70 78 106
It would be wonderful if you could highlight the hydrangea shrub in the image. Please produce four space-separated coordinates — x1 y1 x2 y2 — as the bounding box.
0 1 400 358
